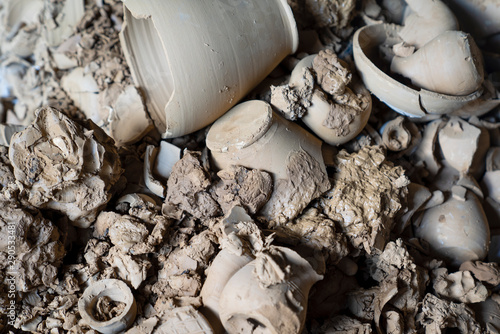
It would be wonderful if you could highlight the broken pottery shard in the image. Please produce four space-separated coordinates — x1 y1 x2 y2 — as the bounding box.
207 100 330 223
211 165 273 215
9 107 123 228
0 193 65 292
104 247 150 289
154 141 181 180
320 145 409 253
120 0 298 138
144 145 166 198
0 124 26 146
61 67 100 122
438 117 490 176
164 151 220 219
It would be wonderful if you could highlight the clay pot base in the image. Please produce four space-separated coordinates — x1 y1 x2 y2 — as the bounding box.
353 23 483 118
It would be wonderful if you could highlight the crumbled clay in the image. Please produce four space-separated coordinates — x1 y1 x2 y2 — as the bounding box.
260 149 330 223
320 145 409 253
0 192 65 292
211 165 273 215
9 107 123 228
164 151 220 219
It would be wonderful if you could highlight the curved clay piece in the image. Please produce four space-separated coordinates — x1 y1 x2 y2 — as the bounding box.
218 246 323 334
398 0 458 49
353 23 482 118
199 249 254 333
288 55 372 146
391 31 485 96
471 295 500 332
155 306 214 334
482 171 500 204
414 186 490 267
206 100 330 222
486 147 500 172
445 0 500 41
78 279 137 334
119 0 298 138
144 145 166 198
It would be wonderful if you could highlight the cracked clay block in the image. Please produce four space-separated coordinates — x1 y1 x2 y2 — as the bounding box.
8 107 123 228
206 100 330 223
320 145 409 253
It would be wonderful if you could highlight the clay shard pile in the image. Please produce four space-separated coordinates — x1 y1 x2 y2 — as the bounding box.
0 0 499 333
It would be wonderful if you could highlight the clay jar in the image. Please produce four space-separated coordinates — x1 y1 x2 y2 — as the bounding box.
200 249 254 333
218 247 323 334
391 30 485 96
288 55 372 146
414 186 490 267
78 279 137 334
120 0 298 138
353 23 482 118
206 100 325 182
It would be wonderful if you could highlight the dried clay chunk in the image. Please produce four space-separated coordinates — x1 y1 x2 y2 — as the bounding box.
9 106 123 228
320 145 409 253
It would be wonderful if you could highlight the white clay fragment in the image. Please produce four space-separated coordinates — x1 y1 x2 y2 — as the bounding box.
0 123 26 146
119 0 298 138
153 141 182 180
438 117 490 177
78 279 137 334
391 31 485 96
414 186 490 267
218 246 323 334
207 100 330 223
9 106 123 228
144 145 166 198
397 0 458 49
353 23 483 118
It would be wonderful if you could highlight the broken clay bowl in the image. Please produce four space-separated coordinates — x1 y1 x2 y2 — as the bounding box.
78 279 137 334
353 23 482 118
120 0 298 138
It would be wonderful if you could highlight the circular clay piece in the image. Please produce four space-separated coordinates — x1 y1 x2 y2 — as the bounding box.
78 279 137 334
206 100 273 152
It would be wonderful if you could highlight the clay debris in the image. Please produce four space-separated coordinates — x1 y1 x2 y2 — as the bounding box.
320 145 409 253
9 107 123 228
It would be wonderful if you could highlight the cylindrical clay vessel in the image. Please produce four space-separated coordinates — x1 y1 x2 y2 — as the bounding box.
206 100 330 221
78 279 137 334
119 0 298 138
218 246 323 334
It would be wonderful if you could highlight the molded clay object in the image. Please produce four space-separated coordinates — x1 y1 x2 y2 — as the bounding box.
353 23 482 118
288 55 372 145
120 0 298 138
414 186 490 267
438 117 490 178
380 116 420 152
200 248 254 333
155 306 214 334
78 279 137 334
206 100 330 222
398 0 458 49
391 31 485 96
218 246 323 334
471 295 500 333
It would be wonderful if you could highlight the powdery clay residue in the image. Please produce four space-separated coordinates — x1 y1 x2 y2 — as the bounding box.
9 106 123 228
320 145 409 253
